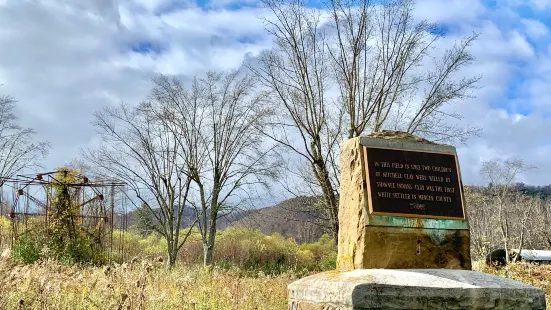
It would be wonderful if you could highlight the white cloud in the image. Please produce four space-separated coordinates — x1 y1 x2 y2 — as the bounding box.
0 0 271 173
529 0 551 10
414 0 486 23
509 31 535 59
0 0 550 191
410 2 550 186
521 19 549 39
131 0 173 12
206 0 259 9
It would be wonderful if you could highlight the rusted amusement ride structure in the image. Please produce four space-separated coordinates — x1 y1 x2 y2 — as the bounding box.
0 170 129 262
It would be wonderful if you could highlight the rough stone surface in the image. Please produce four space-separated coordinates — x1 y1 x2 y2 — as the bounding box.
336 133 471 271
359 226 471 269
366 130 438 145
337 137 368 272
288 269 547 310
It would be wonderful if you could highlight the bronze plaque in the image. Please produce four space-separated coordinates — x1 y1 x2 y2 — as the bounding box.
363 146 465 219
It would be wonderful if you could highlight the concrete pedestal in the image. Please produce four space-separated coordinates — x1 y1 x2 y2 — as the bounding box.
288 269 546 310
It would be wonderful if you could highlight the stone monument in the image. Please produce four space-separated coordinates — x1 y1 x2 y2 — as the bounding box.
288 131 546 310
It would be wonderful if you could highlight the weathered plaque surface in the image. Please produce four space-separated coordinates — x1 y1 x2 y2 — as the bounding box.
364 146 465 219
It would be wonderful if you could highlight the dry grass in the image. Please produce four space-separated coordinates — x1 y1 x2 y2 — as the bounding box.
474 261 551 306
0 257 294 310
1 256 550 309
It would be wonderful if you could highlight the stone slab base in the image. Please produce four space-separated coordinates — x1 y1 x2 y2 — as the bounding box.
288 269 546 310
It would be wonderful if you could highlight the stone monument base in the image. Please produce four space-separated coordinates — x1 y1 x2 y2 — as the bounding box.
288 269 546 310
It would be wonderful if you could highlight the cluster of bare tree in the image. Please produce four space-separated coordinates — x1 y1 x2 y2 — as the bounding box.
86 72 279 267
0 0 483 267
466 159 551 262
86 0 481 265
248 0 480 242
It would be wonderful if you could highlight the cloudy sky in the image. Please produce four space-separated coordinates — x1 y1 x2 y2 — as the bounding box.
0 0 550 195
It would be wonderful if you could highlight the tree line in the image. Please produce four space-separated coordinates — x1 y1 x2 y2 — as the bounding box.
1 0 484 268
467 159 550 263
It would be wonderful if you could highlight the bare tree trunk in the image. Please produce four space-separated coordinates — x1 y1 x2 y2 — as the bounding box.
312 159 339 243
86 101 197 270
204 192 219 266
514 196 536 263
203 223 217 266
481 159 536 264
253 0 480 243
168 242 177 267
515 230 525 263
503 217 510 263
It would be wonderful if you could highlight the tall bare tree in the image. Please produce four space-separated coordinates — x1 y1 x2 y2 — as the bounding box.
480 158 535 263
251 0 481 242
146 71 279 266
86 103 196 268
327 0 480 141
0 90 49 187
250 0 344 242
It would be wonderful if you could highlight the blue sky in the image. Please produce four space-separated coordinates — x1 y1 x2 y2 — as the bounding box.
0 0 550 201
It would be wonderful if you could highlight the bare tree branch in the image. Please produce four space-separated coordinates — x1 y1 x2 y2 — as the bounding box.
0 90 50 187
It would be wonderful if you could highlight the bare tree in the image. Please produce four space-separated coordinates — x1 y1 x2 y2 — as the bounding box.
511 193 538 262
250 0 480 243
250 0 344 243
146 71 279 266
480 158 535 263
0 90 49 187
327 0 481 142
86 103 196 268
464 186 497 259
537 198 551 248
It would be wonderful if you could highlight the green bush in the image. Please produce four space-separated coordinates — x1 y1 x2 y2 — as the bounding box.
51 235 99 265
11 224 338 275
12 234 42 264
11 231 106 265
208 228 336 276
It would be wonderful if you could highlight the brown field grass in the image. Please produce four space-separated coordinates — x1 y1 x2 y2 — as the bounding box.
0 257 294 310
0 258 549 309
474 261 551 306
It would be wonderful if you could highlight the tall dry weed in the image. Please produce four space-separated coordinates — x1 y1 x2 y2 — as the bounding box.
0 256 292 309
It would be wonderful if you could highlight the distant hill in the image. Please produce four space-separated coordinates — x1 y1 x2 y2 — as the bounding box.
120 196 328 243
119 206 250 231
230 196 328 243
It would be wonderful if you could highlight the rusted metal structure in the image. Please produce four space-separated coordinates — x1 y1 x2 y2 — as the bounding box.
0 170 128 262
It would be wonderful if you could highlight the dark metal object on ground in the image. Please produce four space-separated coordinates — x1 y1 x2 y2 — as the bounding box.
486 248 551 266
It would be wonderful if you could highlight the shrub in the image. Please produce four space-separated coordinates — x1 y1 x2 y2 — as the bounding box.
298 233 336 271
11 230 106 265
10 224 338 274
206 228 336 275
12 234 42 264
55 235 98 265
